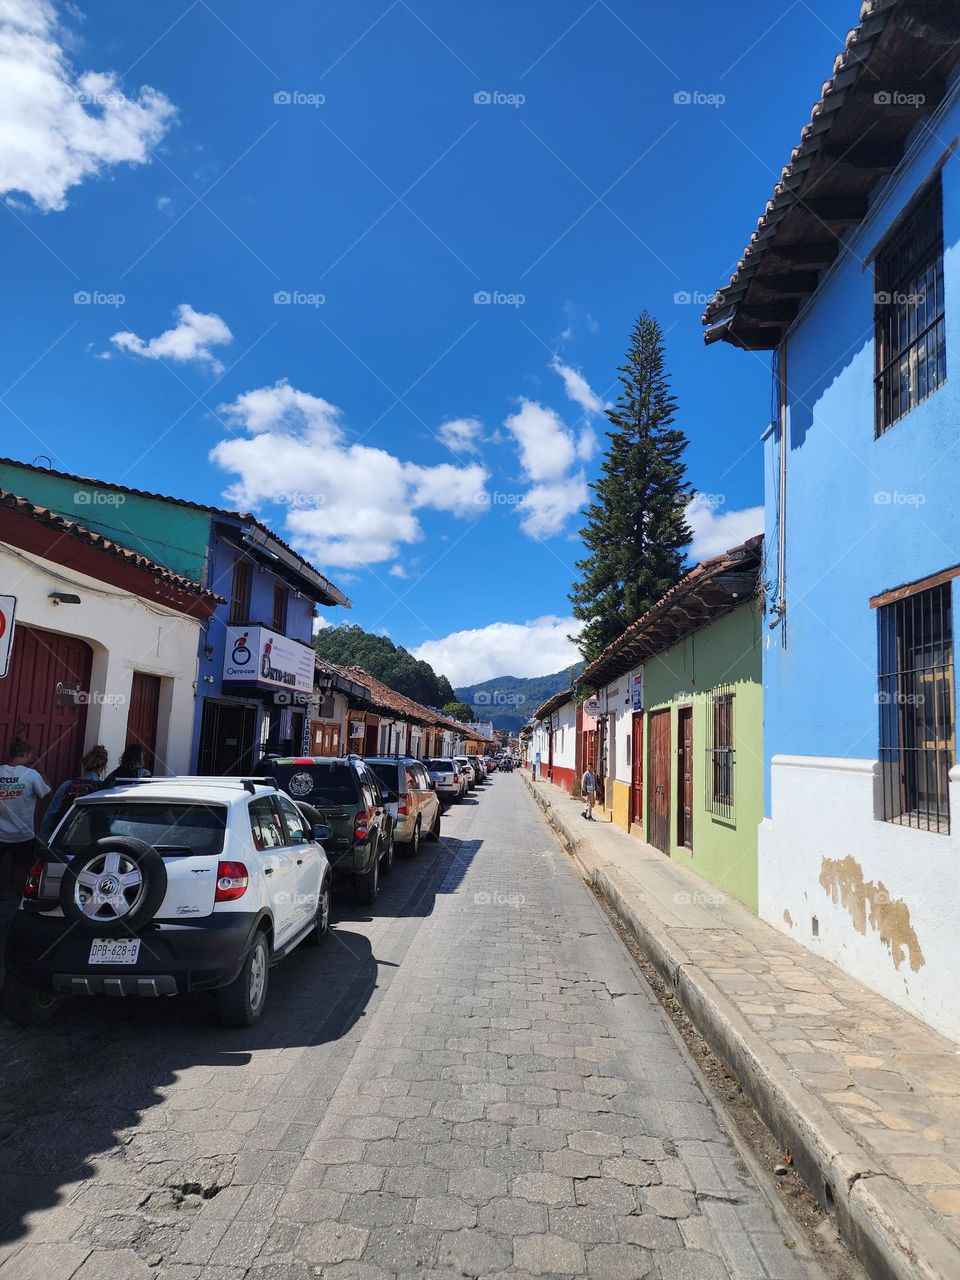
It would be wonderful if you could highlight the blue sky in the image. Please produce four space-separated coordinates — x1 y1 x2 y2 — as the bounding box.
0 0 847 684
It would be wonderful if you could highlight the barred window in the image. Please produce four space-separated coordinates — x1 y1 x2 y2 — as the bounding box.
875 179 946 435
705 690 734 818
877 583 954 833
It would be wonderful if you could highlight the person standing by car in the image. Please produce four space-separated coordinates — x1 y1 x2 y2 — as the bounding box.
581 766 597 820
0 738 50 899
104 743 151 787
39 744 109 841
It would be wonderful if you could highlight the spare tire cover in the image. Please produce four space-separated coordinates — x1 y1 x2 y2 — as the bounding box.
59 836 168 936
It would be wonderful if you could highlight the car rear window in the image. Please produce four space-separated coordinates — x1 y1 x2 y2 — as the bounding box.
424 759 453 771
275 762 359 805
54 802 227 857
366 761 401 790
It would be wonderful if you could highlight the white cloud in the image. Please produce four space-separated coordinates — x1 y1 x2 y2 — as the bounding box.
437 416 482 455
550 355 604 416
312 613 333 635
0 0 176 212
388 564 407 579
111 303 233 374
413 615 584 687
687 494 763 561
211 380 490 570
520 473 588 539
504 399 576 483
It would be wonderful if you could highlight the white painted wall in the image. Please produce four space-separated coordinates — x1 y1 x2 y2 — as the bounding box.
760 754 960 1043
603 668 641 783
1 543 201 776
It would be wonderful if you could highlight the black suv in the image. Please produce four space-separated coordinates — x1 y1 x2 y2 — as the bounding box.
264 757 394 904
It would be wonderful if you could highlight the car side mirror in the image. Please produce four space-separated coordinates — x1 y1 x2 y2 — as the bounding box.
313 824 332 843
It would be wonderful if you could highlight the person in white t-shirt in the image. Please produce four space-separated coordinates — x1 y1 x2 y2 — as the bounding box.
0 738 50 899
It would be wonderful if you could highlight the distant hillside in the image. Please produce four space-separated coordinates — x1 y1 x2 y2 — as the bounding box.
455 665 582 732
314 624 456 708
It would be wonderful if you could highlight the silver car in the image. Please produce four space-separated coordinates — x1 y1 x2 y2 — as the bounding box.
424 757 463 805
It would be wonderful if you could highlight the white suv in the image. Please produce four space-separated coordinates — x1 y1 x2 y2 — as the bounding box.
3 777 332 1027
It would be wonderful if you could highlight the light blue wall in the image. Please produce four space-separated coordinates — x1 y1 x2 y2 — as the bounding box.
763 91 960 812
189 521 317 767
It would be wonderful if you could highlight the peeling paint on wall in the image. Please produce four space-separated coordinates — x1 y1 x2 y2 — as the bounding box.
819 855 925 972
783 909 793 928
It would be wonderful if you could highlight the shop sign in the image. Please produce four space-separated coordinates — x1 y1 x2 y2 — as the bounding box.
631 670 644 711
0 596 15 678
223 625 314 694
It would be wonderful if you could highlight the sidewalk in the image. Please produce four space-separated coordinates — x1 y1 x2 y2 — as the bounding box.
524 771 960 1280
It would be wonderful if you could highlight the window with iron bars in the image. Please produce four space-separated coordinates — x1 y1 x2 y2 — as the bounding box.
877 582 955 834
874 178 946 436
705 689 735 819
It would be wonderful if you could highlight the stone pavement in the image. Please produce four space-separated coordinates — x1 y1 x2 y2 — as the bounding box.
525 771 960 1280
0 774 815 1280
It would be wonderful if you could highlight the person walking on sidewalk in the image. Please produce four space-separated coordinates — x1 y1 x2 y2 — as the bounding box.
581 765 597 820
0 738 50 899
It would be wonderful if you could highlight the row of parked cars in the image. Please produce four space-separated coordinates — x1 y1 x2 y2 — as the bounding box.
3 750 497 1030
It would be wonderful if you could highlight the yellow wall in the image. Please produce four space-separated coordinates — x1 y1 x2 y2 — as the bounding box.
610 779 631 831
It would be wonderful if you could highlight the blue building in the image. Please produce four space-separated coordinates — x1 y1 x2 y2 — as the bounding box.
0 458 350 777
703 3 960 1039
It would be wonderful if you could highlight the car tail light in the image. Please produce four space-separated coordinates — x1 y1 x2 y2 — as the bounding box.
354 809 372 841
22 858 45 900
215 861 248 901
453 772 459 783
398 791 412 816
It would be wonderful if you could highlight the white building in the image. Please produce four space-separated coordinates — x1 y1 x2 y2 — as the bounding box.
0 491 219 783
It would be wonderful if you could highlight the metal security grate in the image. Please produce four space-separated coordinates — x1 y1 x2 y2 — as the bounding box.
705 689 735 819
875 179 946 435
878 583 954 834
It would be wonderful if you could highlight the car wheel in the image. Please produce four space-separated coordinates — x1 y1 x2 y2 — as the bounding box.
2 975 62 1026
356 847 380 904
380 828 394 875
305 879 331 946
426 806 441 841
406 818 421 858
217 930 270 1027
59 837 168 936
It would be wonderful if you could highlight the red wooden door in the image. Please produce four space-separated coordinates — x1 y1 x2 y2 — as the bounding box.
126 672 161 773
0 624 92 787
631 712 644 826
677 706 694 850
648 710 671 854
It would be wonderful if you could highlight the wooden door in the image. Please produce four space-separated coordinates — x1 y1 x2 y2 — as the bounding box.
631 712 644 826
0 624 92 787
677 706 694 850
126 672 161 773
648 710 671 854
547 728 554 780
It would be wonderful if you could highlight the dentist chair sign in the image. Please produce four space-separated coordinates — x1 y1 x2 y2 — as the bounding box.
223 625 313 694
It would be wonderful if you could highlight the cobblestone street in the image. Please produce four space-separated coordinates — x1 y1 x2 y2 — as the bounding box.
0 776 815 1279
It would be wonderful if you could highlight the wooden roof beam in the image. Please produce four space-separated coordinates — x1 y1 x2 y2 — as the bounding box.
767 242 839 268
753 271 822 296
799 195 869 225
819 140 901 172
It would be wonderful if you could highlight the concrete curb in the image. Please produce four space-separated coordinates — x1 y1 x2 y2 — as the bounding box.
522 774 960 1280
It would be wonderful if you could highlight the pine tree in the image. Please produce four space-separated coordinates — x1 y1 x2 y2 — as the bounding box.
569 311 693 664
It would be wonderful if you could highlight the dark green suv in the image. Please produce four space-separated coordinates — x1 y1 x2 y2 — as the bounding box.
264 756 394 904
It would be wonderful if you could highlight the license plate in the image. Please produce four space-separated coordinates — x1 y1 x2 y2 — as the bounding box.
89 938 141 965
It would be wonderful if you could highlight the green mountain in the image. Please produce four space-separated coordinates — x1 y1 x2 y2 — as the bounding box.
314 624 456 708
455 666 582 733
